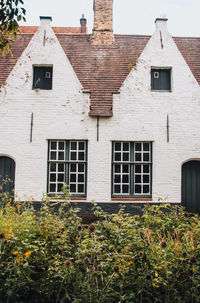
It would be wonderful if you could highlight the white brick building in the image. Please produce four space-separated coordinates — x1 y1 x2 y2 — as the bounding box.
0 0 200 212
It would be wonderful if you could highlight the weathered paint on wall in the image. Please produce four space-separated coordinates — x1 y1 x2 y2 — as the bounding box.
0 18 199 203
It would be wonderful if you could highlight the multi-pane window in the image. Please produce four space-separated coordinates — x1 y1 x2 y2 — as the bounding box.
33 66 53 90
48 140 87 195
112 142 152 197
151 68 171 91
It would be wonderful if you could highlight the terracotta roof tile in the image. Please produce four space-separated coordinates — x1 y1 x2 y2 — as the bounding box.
0 28 200 117
19 26 38 34
173 37 200 85
56 34 150 116
19 26 83 34
52 27 82 34
0 34 34 88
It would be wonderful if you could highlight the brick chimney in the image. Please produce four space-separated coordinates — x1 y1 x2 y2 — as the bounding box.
91 0 115 46
80 14 87 33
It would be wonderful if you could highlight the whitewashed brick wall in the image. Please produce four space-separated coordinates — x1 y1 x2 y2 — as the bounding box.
0 19 199 203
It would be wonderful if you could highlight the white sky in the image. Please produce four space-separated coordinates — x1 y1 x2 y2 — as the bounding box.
20 0 200 37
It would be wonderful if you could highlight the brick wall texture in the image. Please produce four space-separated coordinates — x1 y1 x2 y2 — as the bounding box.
0 17 199 204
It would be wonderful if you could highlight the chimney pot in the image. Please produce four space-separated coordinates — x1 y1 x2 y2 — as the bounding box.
80 14 87 33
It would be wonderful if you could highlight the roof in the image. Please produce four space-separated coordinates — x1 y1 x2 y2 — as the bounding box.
0 28 200 116
57 34 150 116
19 26 84 34
174 37 200 86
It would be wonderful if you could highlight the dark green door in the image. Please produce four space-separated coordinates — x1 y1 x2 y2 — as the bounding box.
0 156 15 195
182 161 200 213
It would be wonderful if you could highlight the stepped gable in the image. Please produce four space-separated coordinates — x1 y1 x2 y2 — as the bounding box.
56 34 150 116
173 36 200 85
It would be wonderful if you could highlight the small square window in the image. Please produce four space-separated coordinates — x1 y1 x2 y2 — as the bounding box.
33 66 53 90
151 68 171 91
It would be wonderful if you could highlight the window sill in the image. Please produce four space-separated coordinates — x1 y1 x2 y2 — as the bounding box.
111 197 152 201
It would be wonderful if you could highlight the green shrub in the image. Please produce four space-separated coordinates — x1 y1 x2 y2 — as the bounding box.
0 192 200 303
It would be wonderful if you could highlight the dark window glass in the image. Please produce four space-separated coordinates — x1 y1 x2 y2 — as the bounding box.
48 140 87 196
51 141 57 150
71 142 77 150
115 143 121 151
151 69 171 91
115 153 121 162
50 174 56 182
143 153 150 162
78 184 84 193
112 142 152 197
135 153 141 162
70 164 76 172
33 66 53 90
78 174 84 182
70 184 76 193
114 185 121 193
78 164 84 172
122 185 129 193
70 174 76 182
114 175 121 183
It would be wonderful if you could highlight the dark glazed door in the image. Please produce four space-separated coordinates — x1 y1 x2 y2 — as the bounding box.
182 161 200 213
0 156 15 195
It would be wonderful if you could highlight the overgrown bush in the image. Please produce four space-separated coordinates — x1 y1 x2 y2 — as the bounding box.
0 190 200 302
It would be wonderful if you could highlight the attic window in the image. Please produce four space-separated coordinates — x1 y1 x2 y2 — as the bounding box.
151 68 171 91
33 66 53 90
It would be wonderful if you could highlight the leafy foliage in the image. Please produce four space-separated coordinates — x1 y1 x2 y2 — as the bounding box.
0 0 26 55
0 191 200 302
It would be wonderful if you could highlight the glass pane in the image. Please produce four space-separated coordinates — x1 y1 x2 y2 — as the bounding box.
114 175 121 183
78 174 84 182
135 185 141 193
71 142 77 150
78 152 84 161
79 142 85 150
71 152 76 160
115 142 121 151
114 185 120 194
135 153 141 162
143 175 149 183
135 143 141 151
123 153 129 161
115 165 121 173
135 175 141 183
58 152 64 160
58 174 64 182
143 143 150 151
70 174 76 182
51 141 57 150
50 174 56 182
78 164 84 172
122 175 129 183
143 165 149 173
135 165 141 173
115 153 121 161
58 163 64 172
59 142 64 150
78 184 84 193
50 152 57 160
57 183 63 192
70 184 76 193
143 153 150 162
50 184 56 192
123 165 129 173
70 164 76 172
143 185 150 194
123 143 129 151
50 163 56 172
122 185 129 193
